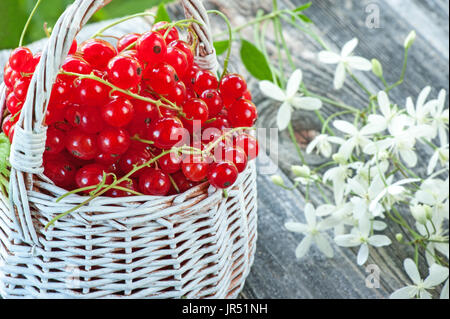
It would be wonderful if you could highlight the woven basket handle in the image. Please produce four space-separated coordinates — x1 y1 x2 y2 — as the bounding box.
7 0 218 245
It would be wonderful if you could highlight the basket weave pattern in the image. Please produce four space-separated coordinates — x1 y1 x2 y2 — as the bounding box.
0 0 257 298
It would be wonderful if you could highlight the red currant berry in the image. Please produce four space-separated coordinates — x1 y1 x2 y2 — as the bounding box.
139 168 171 196
144 62 178 95
101 97 135 128
223 147 248 173
182 155 209 182
45 102 67 126
49 81 73 106
234 134 259 160
22 52 42 73
171 171 199 193
6 92 22 115
78 105 105 134
243 90 252 100
98 127 131 156
107 55 142 91
201 89 223 117
202 128 222 144
131 94 160 125
119 145 152 177
193 70 218 95
184 64 200 86
152 22 179 44
68 39 78 55
59 56 93 83
204 115 230 131
2 115 17 136
45 125 66 155
227 99 258 128
44 159 76 189
136 31 167 65
13 77 30 101
167 81 187 106
159 152 182 174
220 73 247 100
75 164 110 191
182 98 209 128
66 129 99 160
117 33 140 52
147 117 186 150
107 179 139 198
185 84 197 100
169 40 194 69
8 126 15 143
3 66 18 88
64 104 81 127
208 161 238 189
80 39 117 70
9 47 33 72
166 47 189 79
96 152 120 166
74 78 110 107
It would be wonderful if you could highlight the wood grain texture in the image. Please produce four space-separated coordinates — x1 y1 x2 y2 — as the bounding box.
0 0 448 299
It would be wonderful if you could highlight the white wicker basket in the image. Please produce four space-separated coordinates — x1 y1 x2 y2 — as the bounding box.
0 0 257 299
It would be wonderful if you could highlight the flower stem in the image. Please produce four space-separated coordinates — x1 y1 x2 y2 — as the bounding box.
19 0 43 47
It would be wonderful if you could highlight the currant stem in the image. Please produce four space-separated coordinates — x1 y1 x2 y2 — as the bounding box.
19 0 44 47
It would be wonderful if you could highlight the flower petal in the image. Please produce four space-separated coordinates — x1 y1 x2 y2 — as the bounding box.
341 38 359 57
357 243 369 265
334 120 357 135
318 51 341 64
314 233 334 258
295 235 313 259
334 62 346 90
377 91 391 117
417 86 431 109
291 97 323 111
286 69 303 98
285 222 308 234
368 235 392 247
390 286 417 299
441 279 449 299
424 264 449 288
316 204 335 217
404 258 421 284
259 81 286 101
277 102 292 131
346 56 372 71
400 149 418 168
334 234 360 247
304 203 317 228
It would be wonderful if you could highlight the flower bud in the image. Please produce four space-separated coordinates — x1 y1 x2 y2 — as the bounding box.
333 153 347 165
395 233 404 242
292 165 310 178
371 59 383 78
411 204 431 224
404 31 416 49
271 175 285 187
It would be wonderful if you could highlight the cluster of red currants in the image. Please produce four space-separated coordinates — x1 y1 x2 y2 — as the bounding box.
2 22 259 197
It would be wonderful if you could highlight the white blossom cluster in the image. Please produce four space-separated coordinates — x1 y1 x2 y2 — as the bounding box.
262 34 449 299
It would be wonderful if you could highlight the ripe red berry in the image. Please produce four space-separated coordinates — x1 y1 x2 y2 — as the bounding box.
182 155 209 182
68 40 78 55
107 55 142 91
6 92 22 115
147 117 186 150
119 145 152 177
136 31 167 65
204 115 230 131
13 77 31 101
184 64 200 86
3 66 19 88
2 115 17 136
208 161 238 189
9 47 33 72
144 62 178 95
66 129 99 160
227 99 258 128
193 70 218 95
45 102 67 126
222 147 248 173
139 168 171 196
74 78 110 107
220 73 247 100
96 152 120 166
182 98 209 128
166 47 189 79
80 39 117 70
169 40 194 69
167 81 187 106
201 89 224 117
78 105 105 134
45 125 66 155
159 152 182 174
101 97 135 127
152 22 179 44
234 134 259 160
22 52 42 73
49 81 73 106
117 33 141 52
75 164 110 191
59 56 93 84
107 179 139 198
44 159 77 189
131 95 160 126
98 127 131 156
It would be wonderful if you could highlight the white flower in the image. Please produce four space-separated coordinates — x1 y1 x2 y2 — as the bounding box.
416 218 449 266
259 69 322 131
334 216 392 265
406 86 435 127
318 38 372 90
347 175 386 219
324 161 362 205
306 134 343 158
285 203 337 259
316 202 354 236
366 91 403 133
333 120 384 160
390 259 449 299
441 279 449 299
369 178 420 213
429 89 449 145
428 144 449 175
414 179 449 221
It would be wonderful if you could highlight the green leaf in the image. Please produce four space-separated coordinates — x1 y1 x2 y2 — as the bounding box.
154 3 171 23
298 14 312 23
240 40 272 81
214 40 230 56
294 2 312 12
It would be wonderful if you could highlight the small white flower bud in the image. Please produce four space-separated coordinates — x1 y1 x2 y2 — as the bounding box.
371 59 383 77
411 204 430 225
333 153 347 165
271 175 285 187
292 165 310 178
395 233 403 242
404 31 416 49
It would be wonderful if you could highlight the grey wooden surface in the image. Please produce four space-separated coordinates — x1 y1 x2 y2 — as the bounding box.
0 0 448 299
